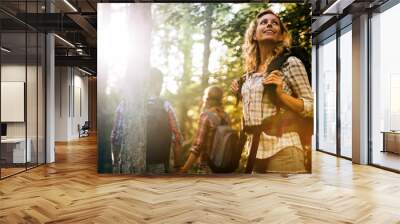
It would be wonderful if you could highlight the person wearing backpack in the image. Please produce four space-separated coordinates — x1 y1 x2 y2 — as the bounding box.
110 68 183 173
180 86 233 174
231 9 313 173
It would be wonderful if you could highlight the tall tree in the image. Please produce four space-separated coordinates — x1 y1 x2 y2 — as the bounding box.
178 19 194 135
201 4 214 90
122 4 152 174
156 4 202 138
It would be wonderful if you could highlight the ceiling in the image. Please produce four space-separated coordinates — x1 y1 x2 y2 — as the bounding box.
0 0 100 74
310 0 390 42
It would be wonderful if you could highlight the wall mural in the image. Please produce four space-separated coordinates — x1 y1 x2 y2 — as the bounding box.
97 3 313 174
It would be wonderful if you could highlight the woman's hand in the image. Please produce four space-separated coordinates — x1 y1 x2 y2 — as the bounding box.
263 70 284 98
231 79 240 94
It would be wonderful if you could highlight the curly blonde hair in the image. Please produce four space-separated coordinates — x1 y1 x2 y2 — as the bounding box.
242 9 292 73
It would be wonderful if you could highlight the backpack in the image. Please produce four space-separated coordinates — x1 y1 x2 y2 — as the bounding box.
264 46 313 142
146 98 172 172
266 47 311 84
205 111 241 173
264 47 311 104
236 47 311 104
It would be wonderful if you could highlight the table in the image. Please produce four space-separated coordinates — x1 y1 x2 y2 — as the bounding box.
381 131 400 154
1 138 31 163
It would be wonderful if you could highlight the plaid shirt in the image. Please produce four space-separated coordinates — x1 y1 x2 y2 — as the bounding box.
110 97 183 146
189 109 230 157
241 56 313 159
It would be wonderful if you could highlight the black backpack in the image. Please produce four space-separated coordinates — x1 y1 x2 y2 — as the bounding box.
269 47 311 84
264 47 311 104
205 111 241 173
146 98 172 173
236 47 311 104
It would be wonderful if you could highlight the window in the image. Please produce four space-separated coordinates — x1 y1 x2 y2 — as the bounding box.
317 35 337 154
370 3 400 171
339 27 352 158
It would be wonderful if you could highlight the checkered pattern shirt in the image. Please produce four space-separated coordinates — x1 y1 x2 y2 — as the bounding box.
241 56 313 159
189 109 230 157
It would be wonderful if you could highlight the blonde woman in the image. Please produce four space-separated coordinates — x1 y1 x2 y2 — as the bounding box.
231 9 313 173
180 86 231 173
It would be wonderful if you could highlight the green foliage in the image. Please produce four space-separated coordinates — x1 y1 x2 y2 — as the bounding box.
152 3 311 172
280 3 312 56
215 3 270 59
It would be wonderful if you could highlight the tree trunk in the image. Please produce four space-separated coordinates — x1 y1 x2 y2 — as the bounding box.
201 4 214 90
178 18 193 137
121 4 152 174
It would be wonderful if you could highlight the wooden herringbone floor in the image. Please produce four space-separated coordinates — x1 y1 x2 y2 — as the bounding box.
1 135 400 224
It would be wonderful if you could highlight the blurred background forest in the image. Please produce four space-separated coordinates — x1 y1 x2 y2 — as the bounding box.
150 3 311 160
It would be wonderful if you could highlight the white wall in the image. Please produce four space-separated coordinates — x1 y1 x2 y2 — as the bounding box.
72 72 89 138
55 67 89 141
55 66 69 141
1 66 26 139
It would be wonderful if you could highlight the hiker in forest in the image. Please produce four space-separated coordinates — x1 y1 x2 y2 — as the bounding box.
231 9 313 173
180 86 231 174
110 68 183 173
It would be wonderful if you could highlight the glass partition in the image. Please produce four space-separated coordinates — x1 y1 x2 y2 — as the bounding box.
317 35 337 155
339 26 352 158
1 31 28 177
0 1 46 179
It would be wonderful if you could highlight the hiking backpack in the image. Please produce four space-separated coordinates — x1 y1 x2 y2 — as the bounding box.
263 46 313 146
264 46 311 103
146 98 172 172
206 111 241 173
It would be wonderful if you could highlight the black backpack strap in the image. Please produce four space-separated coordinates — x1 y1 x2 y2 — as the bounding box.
266 48 291 74
264 48 291 106
235 73 248 105
268 47 311 86
245 129 262 174
263 47 311 105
